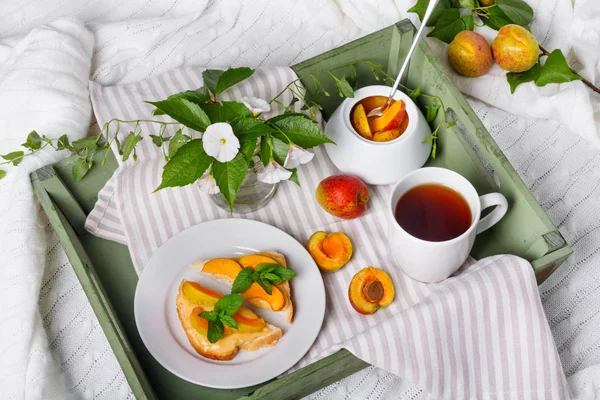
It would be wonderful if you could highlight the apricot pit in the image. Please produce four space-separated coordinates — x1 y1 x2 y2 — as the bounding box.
307 231 353 272
348 267 394 314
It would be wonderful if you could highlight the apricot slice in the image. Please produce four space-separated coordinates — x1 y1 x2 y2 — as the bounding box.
359 96 392 114
234 306 266 333
372 128 401 142
348 267 394 314
182 281 221 306
351 103 373 140
307 231 353 272
202 258 243 280
243 283 285 311
189 307 209 336
238 255 277 268
369 100 406 132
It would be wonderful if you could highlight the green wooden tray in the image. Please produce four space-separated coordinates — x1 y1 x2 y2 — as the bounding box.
31 19 571 400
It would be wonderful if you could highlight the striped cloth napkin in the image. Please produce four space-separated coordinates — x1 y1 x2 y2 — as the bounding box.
85 67 569 399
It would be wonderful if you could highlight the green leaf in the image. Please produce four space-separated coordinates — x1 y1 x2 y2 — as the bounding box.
71 136 99 150
150 134 165 147
199 101 252 123
446 119 458 128
427 8 465 44
506 63 541 93
220 315 238 329
256 278 272 295
56 134 70 150
155 139 213 191
284 97 299 114
231 118 276 141
207 320 224 343
408 0 452 27
22 131 42 150
215 67 254 96
0 170 5 180
255 263 280 274
148 98 211 132
199 311 218 321
288 168 300 186
271 137 290 166
2 151 25 166
231 267 254 294
211 152 249 211
535 50 581 87
426 103 441 122
122 132 143 162
495 0 533 27
240 138 258 162
462 14 474 30
168 89 211 104
72 158 91 181
457 0 476 8
408 86 421 102
335 77 354 98
480 5 513 30
271 266 297 282
259 136 271 167
214 293 244 315
168 128 191 158
202 69 223 96
271 115 334 148
432 141 437 159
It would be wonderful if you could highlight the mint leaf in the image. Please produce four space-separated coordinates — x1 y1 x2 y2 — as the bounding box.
335 77 354 98
481 5 513 30
232 267 254 294
199 101 252 123
462 14 474 31
215 67 254 96
427 8 464 44
202 70 223 96
288 168 300 186
207 320 224 343
495 0 533 27
122 132 143 162
2 151 24 166
271 137 290 166
72 158 91 181
155 139 213 191
255 263 280 274
271 115 334 148
220 315 238 329
506 63 541 93
256 278 272 295
408 0 452 27
168 128 191 158
535 50 581 87
232 118 276 141
239 138 258 162
212 152 249 211
259 136 271 167
148 98 211 132
271 266 297 282
22 131 42 150
199 311 218 321
214 293 243 315
56 134 70 150
0 170 5 180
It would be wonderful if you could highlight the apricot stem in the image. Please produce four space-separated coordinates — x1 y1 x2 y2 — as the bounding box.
539 45 600 95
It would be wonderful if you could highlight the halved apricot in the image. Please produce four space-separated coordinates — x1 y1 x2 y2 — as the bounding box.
348 267 394 314
351 103 373 140
369 100 406 132
182 281 221 306
307 231 353 272
238 255 277 268
372 128 401 142
202 258 243 280
243 283 285 311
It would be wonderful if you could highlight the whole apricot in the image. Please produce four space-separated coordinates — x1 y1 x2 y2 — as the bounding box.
316 175 369 219
447 31 493 77
492 24 539 72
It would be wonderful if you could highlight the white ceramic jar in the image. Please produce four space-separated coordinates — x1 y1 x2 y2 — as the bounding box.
324 85 432 185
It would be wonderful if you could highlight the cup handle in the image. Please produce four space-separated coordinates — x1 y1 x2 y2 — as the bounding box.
476 193 508 234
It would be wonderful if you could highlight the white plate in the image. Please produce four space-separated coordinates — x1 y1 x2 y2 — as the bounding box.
134 218 326 389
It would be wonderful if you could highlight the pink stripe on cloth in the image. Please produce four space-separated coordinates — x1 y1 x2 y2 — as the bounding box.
85 66 570 399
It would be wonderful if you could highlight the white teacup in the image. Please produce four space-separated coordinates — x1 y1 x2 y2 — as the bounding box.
388 167 508 283
324 85 432 185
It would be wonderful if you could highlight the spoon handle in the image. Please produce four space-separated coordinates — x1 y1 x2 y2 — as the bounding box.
388 0 440 98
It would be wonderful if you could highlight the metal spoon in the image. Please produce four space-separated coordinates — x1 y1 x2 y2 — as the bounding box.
367 0 440 118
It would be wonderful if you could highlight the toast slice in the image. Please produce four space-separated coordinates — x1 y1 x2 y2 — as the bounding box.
191 250 294 323
176 280 282 361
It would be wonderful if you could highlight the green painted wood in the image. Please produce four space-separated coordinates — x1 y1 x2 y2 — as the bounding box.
30 19 571 400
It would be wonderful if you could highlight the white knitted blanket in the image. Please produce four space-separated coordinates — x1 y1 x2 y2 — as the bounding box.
0 0 599 399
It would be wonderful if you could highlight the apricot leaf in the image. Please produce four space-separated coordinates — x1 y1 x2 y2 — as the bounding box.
155 139 213 191
495 0 533 27
506 64 541 93
212 152 249 211
480 6 513 30
462 14 474 31
408 0 452 27
427 9 464 44
535 50 581 87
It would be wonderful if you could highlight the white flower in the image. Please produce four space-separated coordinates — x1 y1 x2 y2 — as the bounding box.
240 96 271 115
202 122 240 162
284 145 314 169
257 160 292 184
197 173 220 194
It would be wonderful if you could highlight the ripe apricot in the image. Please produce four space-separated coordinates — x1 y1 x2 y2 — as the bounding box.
372 128 401 142
243 283 286 311
447 31 493 77
369 100 406 132
307 231 353 272
348 267 394 314
492 24 539 73
351 103 373 139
